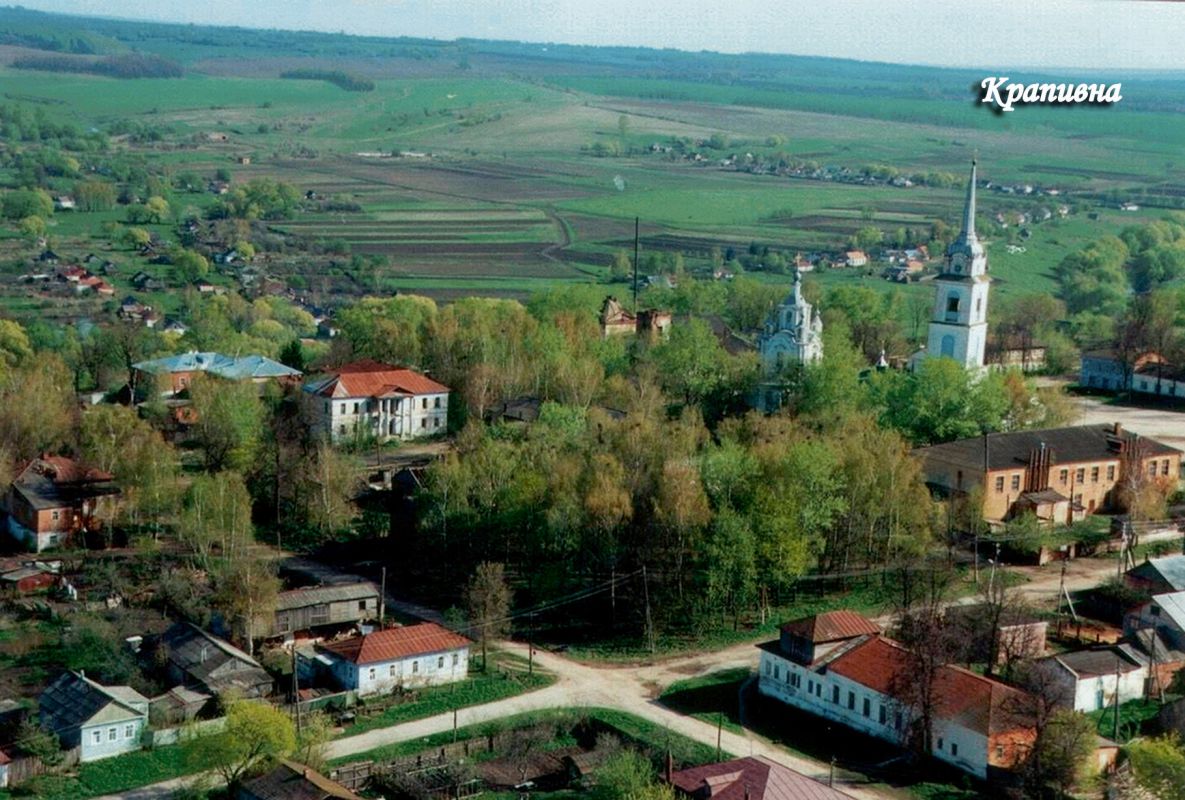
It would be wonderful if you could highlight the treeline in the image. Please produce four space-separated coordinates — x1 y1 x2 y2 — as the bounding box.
280 69 375 92
11 53 182 79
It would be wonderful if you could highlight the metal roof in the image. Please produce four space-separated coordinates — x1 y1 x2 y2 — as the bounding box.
275 582 379 611
914 423 1181 471
133 352 301 380
1152 591 1185 632
1131 556 1185 591
39 671 146 734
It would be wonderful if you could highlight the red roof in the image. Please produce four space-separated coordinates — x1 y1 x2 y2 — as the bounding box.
670 756 854 800
780 611 879 644
826 636 1033 736
320 622 471 665
26 455 113 485
308 359 449 398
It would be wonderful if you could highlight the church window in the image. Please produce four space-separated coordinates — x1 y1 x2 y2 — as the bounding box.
940 335 955 358
946 294 960 313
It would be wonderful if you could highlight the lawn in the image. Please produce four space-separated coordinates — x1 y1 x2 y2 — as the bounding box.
657 668 750 737
1088 697 1173 743
341 658 555 736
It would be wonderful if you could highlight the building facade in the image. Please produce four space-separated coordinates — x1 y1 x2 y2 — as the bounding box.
262 582 380 639
756 611 1035 781
754 268 823 411
1034 647 1147 713
914 423 1182 525
925 161 990 371
303 360 450 443
315 623 471 697
132 352 302 397
38 672 148 763
4 457 120 552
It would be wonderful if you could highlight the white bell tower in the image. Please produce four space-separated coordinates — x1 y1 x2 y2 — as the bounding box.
925 160 989 370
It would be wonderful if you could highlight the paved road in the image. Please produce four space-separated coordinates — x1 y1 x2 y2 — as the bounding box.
99 555 1125 799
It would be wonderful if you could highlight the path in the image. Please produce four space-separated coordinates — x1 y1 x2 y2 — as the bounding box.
99 555 1124 799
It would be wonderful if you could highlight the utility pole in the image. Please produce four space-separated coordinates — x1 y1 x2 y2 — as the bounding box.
528 611 534 676
292 647 303 736
1113 654 1122 742
632 216 640 312
453 707 459 744
643 564 655 654
716 713 723 761
379 566 387 625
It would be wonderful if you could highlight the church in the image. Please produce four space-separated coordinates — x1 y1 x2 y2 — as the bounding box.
754 267 823 411
920 160 990 370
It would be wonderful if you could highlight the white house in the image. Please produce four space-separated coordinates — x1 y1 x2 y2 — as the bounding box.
38 671 148 763
316 622 470 697
756 611 1035 781
1033 646 1147 712
303 359 450 444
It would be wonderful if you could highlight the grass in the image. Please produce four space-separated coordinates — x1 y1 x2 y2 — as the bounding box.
1088 697 1172 743
329 707 725 769
657 668 749 736
340 658 555 736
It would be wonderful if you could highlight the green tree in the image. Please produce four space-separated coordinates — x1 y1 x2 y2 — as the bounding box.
18 214 45 241
74 179 116 212
592 749 672 800
190 701 296 788
1026 708 1096 797
1 188 52 219
172 248 209 282
123 226 151 249
177 471 254 570
610 250 632 282
188 376 264 472
466 561 512 670
1127 735 1185 800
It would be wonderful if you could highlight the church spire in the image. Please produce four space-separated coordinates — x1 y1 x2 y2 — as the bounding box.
962 159 977 240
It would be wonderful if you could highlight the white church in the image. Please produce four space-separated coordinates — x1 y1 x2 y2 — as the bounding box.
754 267 823 410
918 160 990 370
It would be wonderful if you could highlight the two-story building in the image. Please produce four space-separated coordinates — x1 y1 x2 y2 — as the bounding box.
257 582 380 640
303 360 450 443
314 622 470 697
756 611 1036 781
132 352 302 397
38 671 148 763
913 423 1181 525
3 456 120 552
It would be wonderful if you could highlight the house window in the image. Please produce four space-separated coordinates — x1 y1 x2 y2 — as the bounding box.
1164 460 1171 476
847 691 855 710
832 686 840 704
324 402 329 415
422 398 428 409
1076 468 1085 483
1059 469 1068 484
412 660 419 673
1149 462 1158 478
353 402 360 413
946 295 960 313
1010 474 1020 491
937 737 944 751
1152 605 1161 617
368 667 376 680
359 600 367 611
434 418 440 428
995 476 1004 492
51 510 60 521
421 419 427 428
807 679 814 694
108 727 117 742
878 705 887 724
92 730 102 745
764 662 771 676
996 744 1005 759
124 724 134 739
951 742 959 757
339 425 346 435
438 656 445 669
1107 465 1115 481
862 697 871 717
1091 467 1099 483
453 653 459 666
434 397 441 408
774 665 781 681
390 664 397 677
340 403 346 414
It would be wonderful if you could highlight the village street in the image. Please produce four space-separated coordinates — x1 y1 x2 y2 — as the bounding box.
98 552 1130 800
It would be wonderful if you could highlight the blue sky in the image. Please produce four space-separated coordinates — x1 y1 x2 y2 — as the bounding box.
16 0 1184 71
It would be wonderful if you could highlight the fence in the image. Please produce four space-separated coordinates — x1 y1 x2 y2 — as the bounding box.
6 746 79 788
143 716 226 748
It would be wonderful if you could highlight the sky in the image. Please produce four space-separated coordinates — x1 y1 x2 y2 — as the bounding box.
14 0 1185 71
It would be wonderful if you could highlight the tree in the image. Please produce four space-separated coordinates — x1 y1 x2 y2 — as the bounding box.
18 214 45 241
178 471 254 570
172 248 209 282
190 701 296 788
79 404 178 533
1 188 52 219
610 250 632 282
188 376 264 472
1128 735 1185 800
466 561 512 670
74 179 116 211
592 749 672 800
212 554 279 651
1025 708 1096 797
0 356 76 463
143 195 171 223
123 226 151 249
14 719 61 765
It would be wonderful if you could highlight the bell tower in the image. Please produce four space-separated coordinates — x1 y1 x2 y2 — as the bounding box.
925 160 989 370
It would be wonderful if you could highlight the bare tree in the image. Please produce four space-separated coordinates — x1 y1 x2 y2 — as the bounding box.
466 561 512 670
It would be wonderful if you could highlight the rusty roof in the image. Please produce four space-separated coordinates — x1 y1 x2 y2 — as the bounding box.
670 756 855 800
304 359 449 399
320 622 471 665
780 611 880 644
826 636 1033 736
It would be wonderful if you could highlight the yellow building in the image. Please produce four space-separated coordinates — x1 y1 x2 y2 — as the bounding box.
914 423 1182 525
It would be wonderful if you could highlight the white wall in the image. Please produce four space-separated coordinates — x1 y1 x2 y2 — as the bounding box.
79 717 144 763
310 392 449 443
341 646 469 697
